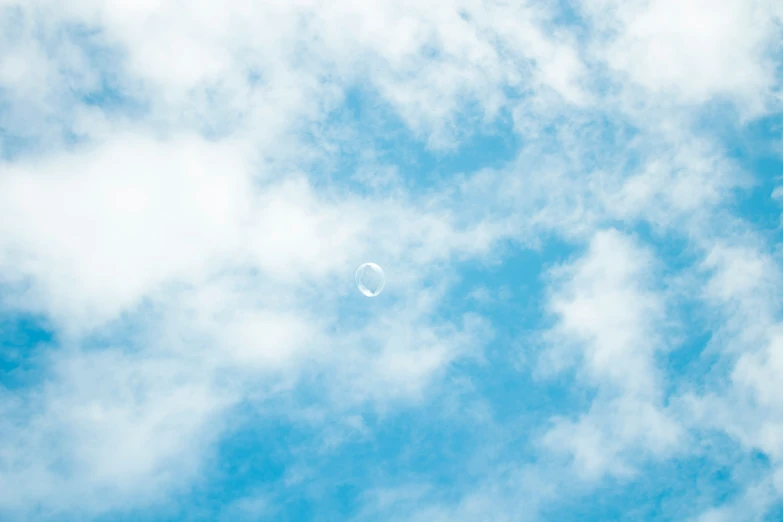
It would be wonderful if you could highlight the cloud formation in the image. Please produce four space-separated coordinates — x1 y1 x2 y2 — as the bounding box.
0 0 782 521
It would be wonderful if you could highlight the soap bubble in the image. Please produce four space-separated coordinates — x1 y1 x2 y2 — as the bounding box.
355 262 385 297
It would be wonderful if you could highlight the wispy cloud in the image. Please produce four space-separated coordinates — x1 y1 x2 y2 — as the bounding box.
538 229 684 480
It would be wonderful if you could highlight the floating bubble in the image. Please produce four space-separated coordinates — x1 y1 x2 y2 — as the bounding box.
355 262 385 297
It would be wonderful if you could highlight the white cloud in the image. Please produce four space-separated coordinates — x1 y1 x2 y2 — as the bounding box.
0 0 594 153
539 229 665 395
601 136 748 232
699 241 781 339
0 134 251 330
584 0 783 115
538 229 684 479
0 275 494 517
0 120 505 516
0 349 232 516
677 235 783 518
0 130 504 335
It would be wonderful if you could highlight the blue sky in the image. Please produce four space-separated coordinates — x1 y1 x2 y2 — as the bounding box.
1 1 783 521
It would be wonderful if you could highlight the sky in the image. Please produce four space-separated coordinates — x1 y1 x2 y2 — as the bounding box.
0 0 783 521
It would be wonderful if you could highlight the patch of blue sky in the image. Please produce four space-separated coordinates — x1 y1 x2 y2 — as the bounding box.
58 24 146 113
439 236 594 410
762 501 783 522
0 311 53 390
306 84 522 197
0 23 143 158
0 124 39 161
722 114 783 240
161 412 430 521
198 409 480 521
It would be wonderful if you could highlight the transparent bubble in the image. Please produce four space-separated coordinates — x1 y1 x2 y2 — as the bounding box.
355 262 385 297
